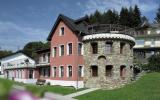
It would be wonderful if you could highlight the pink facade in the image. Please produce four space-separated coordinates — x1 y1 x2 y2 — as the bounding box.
5 68 38 79
50 21 84 81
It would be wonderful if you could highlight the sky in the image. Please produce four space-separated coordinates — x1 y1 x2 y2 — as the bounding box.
0 0 160 51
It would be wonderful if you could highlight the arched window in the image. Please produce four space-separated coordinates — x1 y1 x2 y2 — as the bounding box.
91 65 98 77
106 65 113 77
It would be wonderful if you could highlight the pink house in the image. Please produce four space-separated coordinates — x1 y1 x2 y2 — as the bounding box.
46 14 88 88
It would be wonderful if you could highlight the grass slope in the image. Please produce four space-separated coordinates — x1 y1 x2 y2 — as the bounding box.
76 72 160 100
0 78 82 99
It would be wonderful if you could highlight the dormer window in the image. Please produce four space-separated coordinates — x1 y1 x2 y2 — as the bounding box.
60 27 64 36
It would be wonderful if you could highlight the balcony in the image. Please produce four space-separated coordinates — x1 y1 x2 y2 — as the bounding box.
87 24 136 37
4 63 35 70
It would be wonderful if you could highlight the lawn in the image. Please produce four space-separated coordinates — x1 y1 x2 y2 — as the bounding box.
76 72 160 100
0 78 83 99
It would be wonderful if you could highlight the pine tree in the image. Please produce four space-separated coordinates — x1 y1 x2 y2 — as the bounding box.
155 5 160 23
133 5 142 27
141 16 148 23
119 7 129 26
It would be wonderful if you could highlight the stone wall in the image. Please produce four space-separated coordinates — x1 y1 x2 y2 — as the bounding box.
83 39 134 89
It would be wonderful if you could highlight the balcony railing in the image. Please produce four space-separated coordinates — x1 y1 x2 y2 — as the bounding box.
87 24 136 37
4 63 35 69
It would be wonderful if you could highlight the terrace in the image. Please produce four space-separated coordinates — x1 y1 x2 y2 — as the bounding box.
87 24 136 37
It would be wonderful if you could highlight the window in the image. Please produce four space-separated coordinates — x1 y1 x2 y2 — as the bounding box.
68 66 72 77
78 43 83 55
67 43 72 55
106 65 113 77
136 40 144 45
29 70 33 79
52 47 57 57
120 43 125 54
120 65 126 78
91 42 98 54
91 65 98 77
106 42 112 54
78 66 83 77
60 27 64 36
59 66 64 77
59 45 64 56
48 53 50 63
151 39 155 46
43 54 46 62
53 67 57 77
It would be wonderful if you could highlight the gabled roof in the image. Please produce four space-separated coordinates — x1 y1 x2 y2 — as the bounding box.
47 14 89 41
0 50 34 61
36 48 50 54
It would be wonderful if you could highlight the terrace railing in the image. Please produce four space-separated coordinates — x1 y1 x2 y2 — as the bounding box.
87 24 136 37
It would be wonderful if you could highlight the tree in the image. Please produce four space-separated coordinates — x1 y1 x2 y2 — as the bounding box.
155 5 160 23
23 41 50 60
133 5 142 27
147 54 160 71
141 16 148 23
89 10 102 24
119 7 130 26
0 50 12 58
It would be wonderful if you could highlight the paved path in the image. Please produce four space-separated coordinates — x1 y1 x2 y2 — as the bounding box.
41 88 99 100
65 88 99 98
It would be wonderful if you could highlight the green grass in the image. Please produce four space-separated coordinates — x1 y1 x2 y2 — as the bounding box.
76 72 160 100
0 78 84 99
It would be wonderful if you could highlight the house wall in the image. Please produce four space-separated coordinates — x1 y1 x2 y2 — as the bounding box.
83 34 134 89
1 53 35 74
50 21 84 82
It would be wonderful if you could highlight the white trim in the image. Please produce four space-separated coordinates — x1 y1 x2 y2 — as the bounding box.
83 33 135 42
52 66 57 77
59 44 65 56
59 65 64 77
78 42 83 55
78 65 84 77
67 42 73 55
67 65 73 77
46 79 84 89
59 26 65 36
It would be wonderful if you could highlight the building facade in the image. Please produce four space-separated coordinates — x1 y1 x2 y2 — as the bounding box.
133 23 160 64
0 14 138 89
0 51 38 84
46 15 135 88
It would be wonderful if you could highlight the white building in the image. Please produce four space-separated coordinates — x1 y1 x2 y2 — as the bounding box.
0 51 37 84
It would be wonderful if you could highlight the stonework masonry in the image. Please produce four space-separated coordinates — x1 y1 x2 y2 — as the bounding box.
83 38 135 89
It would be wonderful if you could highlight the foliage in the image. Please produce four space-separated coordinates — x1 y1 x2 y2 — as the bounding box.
147 54 160 71
0 78 83 99
155 5 160 23
88 5 143 28
22 41 50 60
76 72 160 100
0 50 12 58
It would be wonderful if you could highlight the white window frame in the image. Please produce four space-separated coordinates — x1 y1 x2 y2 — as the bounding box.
59 65 64 77
78 65 84 77
53 66 57 77
59 26 65 36
59 44 64 56
78 42 84 55
52 47 57 57
67 42 73 55
67 65 72 77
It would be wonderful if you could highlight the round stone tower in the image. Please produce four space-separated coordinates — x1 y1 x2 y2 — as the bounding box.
82 24 135 89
